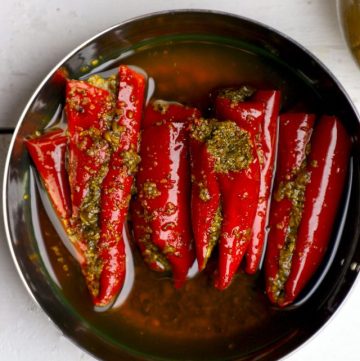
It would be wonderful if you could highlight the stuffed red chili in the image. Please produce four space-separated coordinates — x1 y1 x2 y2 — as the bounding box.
66 79 113 221
65 66 146 306
132 101 199 287
245 90 281 274
190 118 222 271
213 88 263 289
131 199 171 272
280 115 351 306
215 87 281 275
66 78 114 301
95 65 146 306
265 113 316 306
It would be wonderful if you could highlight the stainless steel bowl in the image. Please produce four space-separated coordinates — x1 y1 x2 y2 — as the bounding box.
3 10 360 361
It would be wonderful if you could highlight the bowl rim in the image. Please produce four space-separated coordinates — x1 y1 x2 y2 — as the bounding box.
3 8 360 361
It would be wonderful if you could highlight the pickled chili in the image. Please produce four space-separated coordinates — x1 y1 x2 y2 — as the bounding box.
214 88 263 289
215 88 281 274
131 199 171 273
95 65 146 306
280 116 351 306
65 79 113 301
27 68 351 309
265 113 316 305
65 66 146 306
66 79 113 221
245 90 280 274
132 101 199 287
25 129 71 220
190 119 222 271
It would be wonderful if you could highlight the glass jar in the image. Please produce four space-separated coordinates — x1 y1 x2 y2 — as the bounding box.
338 0 360 66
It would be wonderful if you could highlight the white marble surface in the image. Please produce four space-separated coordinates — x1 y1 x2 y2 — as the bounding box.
1 0 360 360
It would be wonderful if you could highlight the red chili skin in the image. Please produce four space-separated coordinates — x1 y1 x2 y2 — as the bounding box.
95 65 146 306
274 114 315 179
215 163 260 290
214 96 264 290
130 199 169 272
65 80 113 302
215 96 265 137
134 102 198 287
245 90 281 274
190 130 221 271
280 116 351 306
265 113 315 305
142 100 200 128
25 130 86 264
25 129 72 221
66 80 112 219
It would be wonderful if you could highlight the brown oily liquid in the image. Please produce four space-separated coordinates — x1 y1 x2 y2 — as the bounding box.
34 39 320 360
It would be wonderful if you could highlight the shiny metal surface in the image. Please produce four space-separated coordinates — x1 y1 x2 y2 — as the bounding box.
3 10 360 361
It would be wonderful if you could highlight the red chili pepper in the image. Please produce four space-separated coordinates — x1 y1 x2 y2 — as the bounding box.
215 87 263 136
25 129 72 221
66 80 112 220
265 113 315 305
25 129 88 264
66 67 147 306
245 90 281 274
132 100 201 273
280 116 351 306
133 101 198 287
95 65 146 306
65 79 114 302
142 100 201 127
213 89 264 289
190 123 221 271
131 199 171 272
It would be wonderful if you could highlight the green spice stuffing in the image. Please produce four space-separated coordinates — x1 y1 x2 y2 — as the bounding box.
104 120 127 151
87 74 118 94
73 103 113 297
152 100 170 114
79 162 110 297
163 244 176 255
122 150 141 175
139 231 171 272
81 129 110 161
199 183 211 202
271 163 310 301
207 121 253 173
190 118 217 142
191 119 253 173
143 181 161 199
204 207 223 266
218 86 256 104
